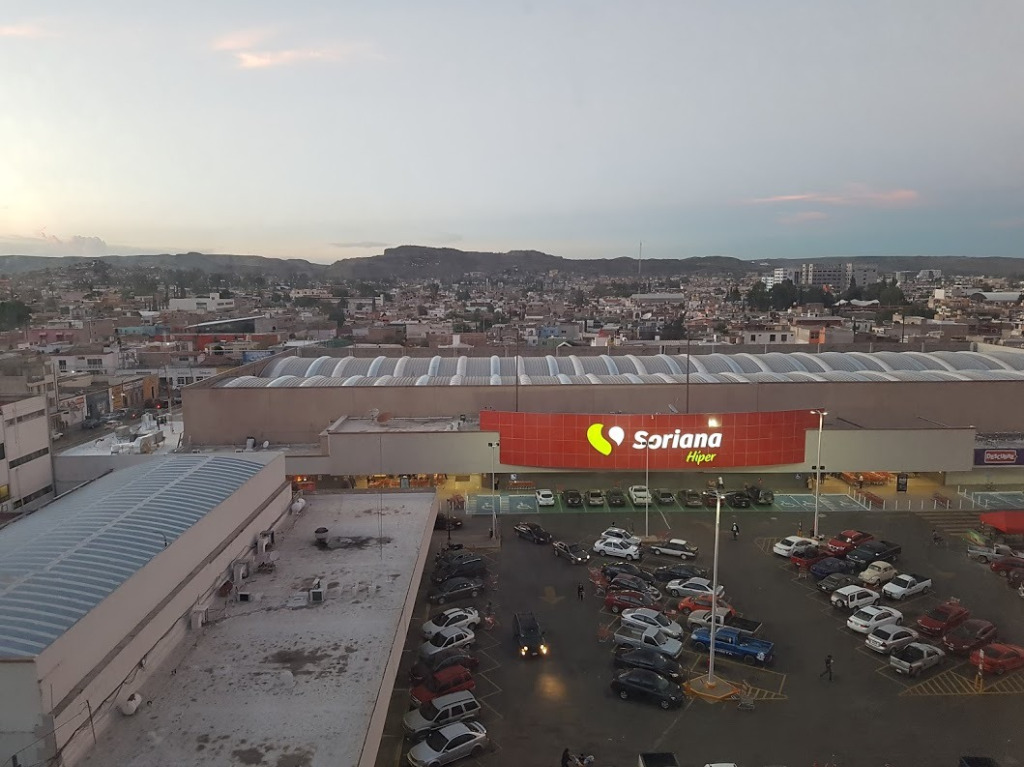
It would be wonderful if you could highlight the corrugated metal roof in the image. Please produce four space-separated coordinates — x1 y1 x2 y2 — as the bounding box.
0 456 268 658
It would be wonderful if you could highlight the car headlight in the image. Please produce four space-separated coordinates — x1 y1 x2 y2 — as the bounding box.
540 645 548 654
521 647 527 655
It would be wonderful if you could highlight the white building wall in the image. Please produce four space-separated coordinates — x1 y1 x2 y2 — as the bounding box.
1 396 55 510
34 455 291 766
0 659 49 767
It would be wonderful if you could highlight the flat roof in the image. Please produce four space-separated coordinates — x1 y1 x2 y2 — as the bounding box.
329 415 479 433
77 492 435 767
0 455 273 658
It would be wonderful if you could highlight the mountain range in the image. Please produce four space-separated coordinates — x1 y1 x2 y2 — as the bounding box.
0 247 1022 280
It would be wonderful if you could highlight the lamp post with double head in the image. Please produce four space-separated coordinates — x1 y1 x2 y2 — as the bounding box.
487 441 499 540
704 417 723 687
810 409 828 539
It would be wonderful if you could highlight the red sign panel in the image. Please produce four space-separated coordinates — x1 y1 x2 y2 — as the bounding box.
479 410 817 470
983 449 1019 465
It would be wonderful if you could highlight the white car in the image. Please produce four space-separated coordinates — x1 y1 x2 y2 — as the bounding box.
600 527 641 546
666 577 725 600
621 608 684 639
536 489 555 507
421 607 480 639
865 625 919 654
418 626 476 659
772 536 818 557
847 605 903 634
859 560 898 586
831 585 882 610
593 537 642 561
407 720 489 767
648 539 699 559
628 485 652 506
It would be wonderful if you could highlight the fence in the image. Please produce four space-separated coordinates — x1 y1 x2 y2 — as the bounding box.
848 490 981 512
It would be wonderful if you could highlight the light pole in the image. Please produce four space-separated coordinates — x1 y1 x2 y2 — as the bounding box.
706 475 724 687
810 409 828 539
685 333 691 414
487 441 499 541
644 434 651 538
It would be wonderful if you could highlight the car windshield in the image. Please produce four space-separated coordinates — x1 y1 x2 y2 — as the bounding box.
898 646 924 661
925 607 951 621
429 633 450 647
852 609 872 621
892 576 912 587
419 700 440 719
424 730 450 751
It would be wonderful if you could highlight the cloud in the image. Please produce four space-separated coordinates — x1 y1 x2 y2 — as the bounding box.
0 232 112 256
750 184 920 208
212 28 273 52
779 211 829 225
0 22 51 38
213 28 382 69
330 240 391 249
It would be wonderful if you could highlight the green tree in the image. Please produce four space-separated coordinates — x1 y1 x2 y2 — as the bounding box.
769 280 800 311
327 302 346 326
746 282 770 311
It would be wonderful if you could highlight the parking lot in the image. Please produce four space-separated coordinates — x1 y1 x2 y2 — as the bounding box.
380 505 1023 767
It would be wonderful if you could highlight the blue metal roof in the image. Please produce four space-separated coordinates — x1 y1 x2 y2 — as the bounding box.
0 455 267 658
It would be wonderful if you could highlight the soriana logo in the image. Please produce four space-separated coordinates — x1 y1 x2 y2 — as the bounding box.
480 410 816 471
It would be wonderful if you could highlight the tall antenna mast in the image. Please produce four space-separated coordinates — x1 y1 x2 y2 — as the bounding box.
637 240 643 288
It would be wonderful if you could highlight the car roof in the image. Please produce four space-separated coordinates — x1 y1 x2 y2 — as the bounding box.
435 721 476 738
683 577 711 586
437 625 469 638
431 690 478 707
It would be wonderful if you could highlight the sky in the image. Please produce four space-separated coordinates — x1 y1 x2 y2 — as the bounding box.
2 1 1023 263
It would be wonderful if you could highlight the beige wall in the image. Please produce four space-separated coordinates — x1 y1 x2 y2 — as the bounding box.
0 659 50 767
36 455 291 766
183 380 1018 448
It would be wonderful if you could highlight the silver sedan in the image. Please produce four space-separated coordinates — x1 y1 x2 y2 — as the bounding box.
407 721 488 767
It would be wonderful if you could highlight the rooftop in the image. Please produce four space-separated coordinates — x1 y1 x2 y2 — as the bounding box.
77 492 434 767
0 455 272 658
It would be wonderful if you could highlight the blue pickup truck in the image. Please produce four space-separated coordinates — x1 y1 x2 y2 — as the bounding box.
689 626 775 666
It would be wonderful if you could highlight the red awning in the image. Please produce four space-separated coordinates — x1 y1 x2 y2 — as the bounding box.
979 510 1024 535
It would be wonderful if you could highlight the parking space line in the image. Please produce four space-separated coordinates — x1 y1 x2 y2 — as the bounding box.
900 666 979 696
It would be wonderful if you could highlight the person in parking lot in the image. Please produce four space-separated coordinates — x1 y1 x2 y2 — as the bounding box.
561 748 572 767
731 521 740 540
577 583 585 601
820 654 834 681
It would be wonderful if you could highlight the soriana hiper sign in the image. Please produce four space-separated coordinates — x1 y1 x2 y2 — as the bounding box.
478 410 818 470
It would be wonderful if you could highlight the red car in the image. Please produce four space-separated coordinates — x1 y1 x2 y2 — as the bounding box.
409 665 475 706
969 643 1024 675
675 594 735 617
827 530 873 556
916 599 970 637
942 619 997 656
790 547 831 570
605 589 657 614
990 556 1024 577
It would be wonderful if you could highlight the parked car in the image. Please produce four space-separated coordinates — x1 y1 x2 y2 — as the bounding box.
593 538 643 560
865 625 919 654
608 575 662 601
773 536 819 557
689 626 775 665
605 590 658 613
891 643 945 676
410 665 475 707
790 547 832 570
990 556 1024 577
513 611 548 657
427 577 485 605
724 491 751 509
648 539 698 559
809 557 859 580
586 489 605 506
535 489 555 507
621 608 683 639
610 668 685 710
563 489 584 508
601 527 642 546
652 563 708 583
435 513 463 531
606 488 627 507
552 541 590 564
831 585 881 610
846 540 902 568
612 646 683 681
687 609 762 636
746 486 775 505
628 485 652 506
513 521 551 544
654 489 676 505
666 577 725 600
403 690 482 741
81 417 102 430
432 558 487 584
701 489 727 507
675 594 735 617
943 619 997 656
859 561 899 586
847 605 903 634
406 721 488 767
679 489 704 507
817 573 860 595
827 529 873 556
967 542 1024 563
419 626 476 659
916 599 971 637
601 562 656 583
969 643 1024 675
883 574 932 600
410 648 479 684
422 607 480 639
613 625 684 658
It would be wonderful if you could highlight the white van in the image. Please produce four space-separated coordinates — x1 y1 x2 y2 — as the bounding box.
402 690 482 739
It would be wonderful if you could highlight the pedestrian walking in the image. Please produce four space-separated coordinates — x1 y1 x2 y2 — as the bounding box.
731 521 739 540
577 583 586 601
561 747 572 767
797 520 803 536
819 654 834 681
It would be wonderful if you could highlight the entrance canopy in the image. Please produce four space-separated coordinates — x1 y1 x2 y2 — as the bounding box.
979 510 1024 535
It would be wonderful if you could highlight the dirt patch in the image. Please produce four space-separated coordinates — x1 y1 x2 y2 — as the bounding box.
318 535 392 550
232 746 265 764
264 648 332 675
276 748 314 767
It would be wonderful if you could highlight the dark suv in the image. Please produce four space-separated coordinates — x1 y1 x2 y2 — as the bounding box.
607 488 627 507
846 540 902 568
432 557 488 584
563 489 583 507
513 612 548 657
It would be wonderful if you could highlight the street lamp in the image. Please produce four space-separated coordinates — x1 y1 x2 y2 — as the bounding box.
810 409 828 539
705 464 725 688
487 441 499 541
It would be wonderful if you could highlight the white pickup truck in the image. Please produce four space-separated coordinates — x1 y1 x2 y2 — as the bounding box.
613 625 684 659
882 573 932 600
967 543 1024 563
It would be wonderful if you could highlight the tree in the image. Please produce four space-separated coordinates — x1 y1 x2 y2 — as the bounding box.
768 280 800 311
659 314 687 340
746 282 770 311
0 300 32 330
327 302 346 326
417 305 428 316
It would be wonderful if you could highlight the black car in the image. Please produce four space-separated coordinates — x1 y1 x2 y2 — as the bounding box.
610 668 685 709
513 612 548 657
432 557 487 584
81 418 102 430
817 573 860 595
654 489 676 505
679 489 703 507
409 648 480 683
601 562 656 584
846 539 902 568
435 549 476 568
809 556 858 580
652 563 708 583
607 488 627 507
612 646 682 682
563 489 584 507
427 577 485 605
747 487 775 505
725 491 751 509
434 513 463 531
513 522 552 544
553 541 590 564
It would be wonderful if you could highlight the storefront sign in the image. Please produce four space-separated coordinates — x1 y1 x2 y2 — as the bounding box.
479 410 817 470
975 448 1024 466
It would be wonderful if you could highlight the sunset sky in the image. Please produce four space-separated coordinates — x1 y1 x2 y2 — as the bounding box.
2 1 1023 262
